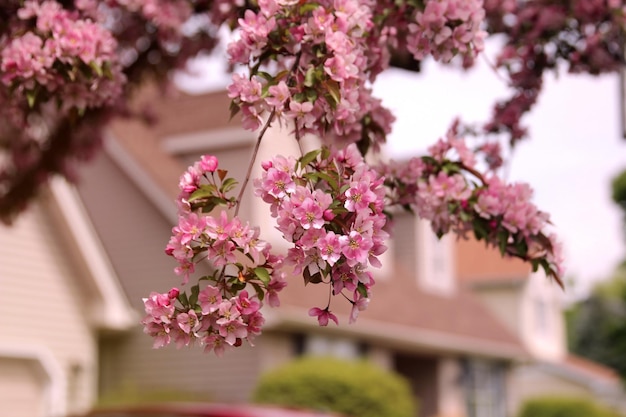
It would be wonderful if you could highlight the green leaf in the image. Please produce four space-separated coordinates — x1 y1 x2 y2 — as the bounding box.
250 282 265 301
357 282 368 298
188 184 218 202
304 66 316 88
254 267 271 285
256 71 274 81
305 88 318 102
89 61 103 77
299 149 321 168
220 177 239 194
102 62 114 79
26 90 37 108
230 281 246 292
315 171 338 191
196 196 228 213
497 229 509 256
299 2 320 13
473 219 488 241
177 291 189 307
325 80 341 106
229 100 241 120
189 284 200 306
459 210 471 222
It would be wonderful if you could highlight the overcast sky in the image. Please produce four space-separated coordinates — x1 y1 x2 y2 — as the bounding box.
176 40 626 299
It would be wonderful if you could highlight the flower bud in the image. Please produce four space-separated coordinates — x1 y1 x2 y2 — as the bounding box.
168 288 180 299
200 155 219 172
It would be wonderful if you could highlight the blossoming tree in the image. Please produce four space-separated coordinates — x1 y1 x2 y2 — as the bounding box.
1 0 624 355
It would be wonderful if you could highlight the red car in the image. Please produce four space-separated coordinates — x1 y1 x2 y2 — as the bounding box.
79 403 342 417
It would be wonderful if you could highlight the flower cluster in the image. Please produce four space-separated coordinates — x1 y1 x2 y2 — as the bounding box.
1 0 125 111
142 155 287 355
380 123 564 283
407 0 487 66
226 0 395 150
255 144 388 325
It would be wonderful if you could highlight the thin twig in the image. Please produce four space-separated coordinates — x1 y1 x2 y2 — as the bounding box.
234 108 277 217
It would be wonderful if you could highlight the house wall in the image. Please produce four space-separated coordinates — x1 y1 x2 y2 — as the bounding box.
0 201 98 416
456 240 565 362
518 273 566 361
470 287 523 346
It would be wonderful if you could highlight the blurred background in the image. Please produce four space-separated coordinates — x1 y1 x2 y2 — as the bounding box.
2 34 626 417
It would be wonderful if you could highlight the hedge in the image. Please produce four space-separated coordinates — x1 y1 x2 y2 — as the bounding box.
252 356 417 417
517 396 620 417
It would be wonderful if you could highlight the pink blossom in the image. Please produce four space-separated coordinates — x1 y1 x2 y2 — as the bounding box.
216 300 241 325
344 181 377 212
143 291 175 323
142 321 171 349
176 309 201 334
218 319 248 345
267 81 290 108
205 211 235 241
199 155 219 172
350 295 370 324
293 197 325 229
320 231 343 266
339 230 373 266
267 273 287 307
202 334 229 357
198 285 222 314
236 291 260 315
308 307 339 326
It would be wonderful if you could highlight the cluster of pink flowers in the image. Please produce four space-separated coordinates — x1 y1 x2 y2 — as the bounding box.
142 286 270 356
380 124 564 283
255 144 388 325
407 0 486 66
1 0 125 111
226 0 394 150
142 155 287 355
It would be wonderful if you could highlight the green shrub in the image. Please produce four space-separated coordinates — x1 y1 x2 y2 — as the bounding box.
517 396 619 417
252 356 417 417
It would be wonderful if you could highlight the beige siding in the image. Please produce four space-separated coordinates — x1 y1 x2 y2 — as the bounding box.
471 287 523 340
0 201 98 415
0 358 46 417
78 151 266 402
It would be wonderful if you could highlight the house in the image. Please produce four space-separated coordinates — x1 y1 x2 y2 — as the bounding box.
455 238 626 414
0 177 136 417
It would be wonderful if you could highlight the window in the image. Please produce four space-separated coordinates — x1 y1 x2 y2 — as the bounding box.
292 334 365 360
417 221 455 295
463 359 507 417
